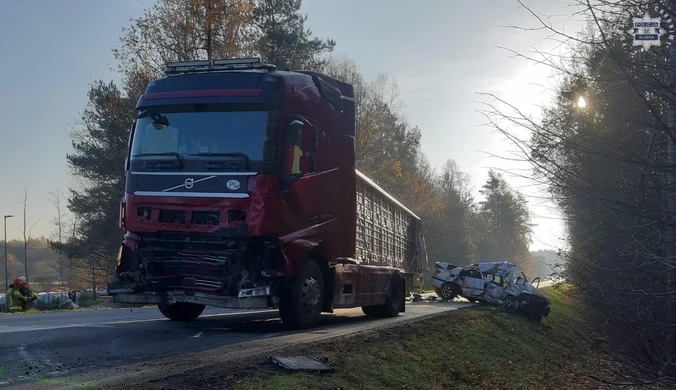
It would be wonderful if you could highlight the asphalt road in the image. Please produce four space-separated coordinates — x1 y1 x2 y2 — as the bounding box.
0 300 472 389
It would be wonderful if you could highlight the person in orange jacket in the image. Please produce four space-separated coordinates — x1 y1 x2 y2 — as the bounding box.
6 279 26 312
18 281 37 311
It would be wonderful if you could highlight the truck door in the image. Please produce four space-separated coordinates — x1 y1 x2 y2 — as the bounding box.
282 117 322 231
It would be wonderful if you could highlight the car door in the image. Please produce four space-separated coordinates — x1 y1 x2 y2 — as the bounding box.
458 267 485 298
483 274 504 303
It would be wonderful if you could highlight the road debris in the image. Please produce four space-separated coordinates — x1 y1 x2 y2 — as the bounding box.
58 299 79 310
266 355 333 372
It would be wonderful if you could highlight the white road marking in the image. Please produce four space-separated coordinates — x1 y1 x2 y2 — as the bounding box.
189 332 203 339
0 324 87 334
0 310 274 333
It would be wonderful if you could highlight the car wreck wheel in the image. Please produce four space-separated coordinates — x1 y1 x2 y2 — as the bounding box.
439 283 457 301
279 259 324 329
501 295 517 310
526 311 543 322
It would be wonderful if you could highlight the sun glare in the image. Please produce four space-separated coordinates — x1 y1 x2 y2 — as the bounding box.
577 96 587 109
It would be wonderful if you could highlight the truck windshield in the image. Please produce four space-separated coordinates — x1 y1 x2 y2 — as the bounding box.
131 106 276 161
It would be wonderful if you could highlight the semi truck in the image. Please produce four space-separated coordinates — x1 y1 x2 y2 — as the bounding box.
108 57 428 329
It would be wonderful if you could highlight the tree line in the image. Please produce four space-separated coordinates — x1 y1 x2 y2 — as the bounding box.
53 0 535 295
482 0 676 382
0 188 72 291
0 236 89 292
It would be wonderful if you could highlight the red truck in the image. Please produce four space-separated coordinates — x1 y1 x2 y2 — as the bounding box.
109 58 428 329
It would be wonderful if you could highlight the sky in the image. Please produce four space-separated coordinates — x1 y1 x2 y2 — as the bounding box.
0 0 586 250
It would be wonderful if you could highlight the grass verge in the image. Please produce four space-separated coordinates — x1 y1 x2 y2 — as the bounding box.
201 284 611 390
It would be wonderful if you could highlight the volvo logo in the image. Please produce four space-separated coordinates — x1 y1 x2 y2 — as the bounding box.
184 178 194 189
226 179 241 191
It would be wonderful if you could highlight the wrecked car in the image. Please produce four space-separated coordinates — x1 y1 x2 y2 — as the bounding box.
430 261 551 321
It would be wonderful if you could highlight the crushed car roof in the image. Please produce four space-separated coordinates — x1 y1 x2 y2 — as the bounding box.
469 261 517 277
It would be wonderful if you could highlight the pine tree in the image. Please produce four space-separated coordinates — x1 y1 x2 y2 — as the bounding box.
477 170 532 273
252 0 335 70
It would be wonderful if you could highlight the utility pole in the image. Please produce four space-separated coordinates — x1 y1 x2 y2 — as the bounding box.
54 191 64 288
92 260 96 299
21 189 28 284
3 215 14 313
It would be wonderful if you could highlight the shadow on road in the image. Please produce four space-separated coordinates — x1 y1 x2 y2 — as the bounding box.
151 308 391 335
169 300 458 334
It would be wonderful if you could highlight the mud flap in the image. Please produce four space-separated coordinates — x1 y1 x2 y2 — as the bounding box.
116 243 136 274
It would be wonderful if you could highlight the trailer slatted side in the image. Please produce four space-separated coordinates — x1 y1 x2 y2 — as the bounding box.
355 170 419 271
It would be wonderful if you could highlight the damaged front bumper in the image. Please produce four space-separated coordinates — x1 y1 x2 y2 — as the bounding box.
109 286 278 309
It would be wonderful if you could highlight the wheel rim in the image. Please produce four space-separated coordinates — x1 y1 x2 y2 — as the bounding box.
441 285 453 299
502 296 515 309
302 276 321 311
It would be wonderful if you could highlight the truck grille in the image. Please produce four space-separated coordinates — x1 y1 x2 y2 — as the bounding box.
141 248 242 294
140 208 222 226
159 210 186 224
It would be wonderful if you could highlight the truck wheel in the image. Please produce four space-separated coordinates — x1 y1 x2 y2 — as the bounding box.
361 272 404 318
158 302 205 321
279 259 324 329
381 271 404 317
361 305 380 316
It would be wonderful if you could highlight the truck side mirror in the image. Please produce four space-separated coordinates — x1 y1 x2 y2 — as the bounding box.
284 119 304 178
125 123 135 172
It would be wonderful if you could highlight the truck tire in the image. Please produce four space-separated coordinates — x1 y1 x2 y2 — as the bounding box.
361 305 380 316
361 271 404 318
279 259 324 329
158 302 205 321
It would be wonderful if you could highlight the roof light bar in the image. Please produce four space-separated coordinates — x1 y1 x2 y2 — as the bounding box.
213 58 260 65
166 60 210 68
164 58 275 75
